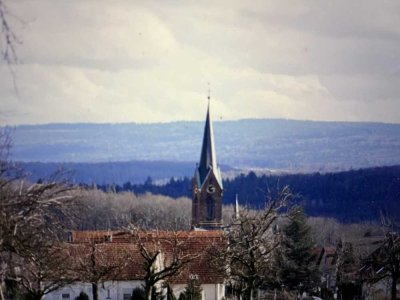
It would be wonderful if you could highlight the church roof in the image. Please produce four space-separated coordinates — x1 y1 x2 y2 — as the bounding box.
70 230 225 243
197 98 222 187
67 230 227 283
64 242 146 281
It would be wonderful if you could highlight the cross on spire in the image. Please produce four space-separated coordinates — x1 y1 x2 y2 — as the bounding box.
207 82 211 102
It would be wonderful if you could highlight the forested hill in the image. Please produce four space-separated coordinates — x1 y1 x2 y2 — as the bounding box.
107 165 400 223
8 119 400 172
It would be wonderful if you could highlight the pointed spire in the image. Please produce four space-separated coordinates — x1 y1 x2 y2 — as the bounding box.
198 90 219 186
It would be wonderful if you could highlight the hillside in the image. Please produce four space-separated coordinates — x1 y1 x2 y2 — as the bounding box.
7 119 400 175
110 165 400 223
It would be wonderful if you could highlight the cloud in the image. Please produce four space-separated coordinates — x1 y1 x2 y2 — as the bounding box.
1 0 400 125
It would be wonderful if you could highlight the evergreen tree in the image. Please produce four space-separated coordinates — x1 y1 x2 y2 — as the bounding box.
178 280 202 300
131 287 145 300
165 284 176 300
151 288 162 300
280 206 320 294
178 294 185 300
75 292 89 300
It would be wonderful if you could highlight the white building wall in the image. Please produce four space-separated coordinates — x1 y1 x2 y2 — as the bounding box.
45 282 92 300
44 280 144 300
171 283 225 300
45 281 224 300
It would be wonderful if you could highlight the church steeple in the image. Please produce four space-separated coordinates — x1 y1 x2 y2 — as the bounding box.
192 92 223 230
197 96 221 187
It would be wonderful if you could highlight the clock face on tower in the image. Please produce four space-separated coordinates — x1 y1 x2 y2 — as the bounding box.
207 183 216 194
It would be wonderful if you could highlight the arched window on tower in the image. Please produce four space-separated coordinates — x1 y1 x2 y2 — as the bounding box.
206 196 215 221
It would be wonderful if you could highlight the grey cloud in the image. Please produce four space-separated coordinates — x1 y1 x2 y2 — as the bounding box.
320 74 400 103
2 0 400 125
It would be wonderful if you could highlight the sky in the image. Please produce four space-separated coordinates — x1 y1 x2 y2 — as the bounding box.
1 0 400 125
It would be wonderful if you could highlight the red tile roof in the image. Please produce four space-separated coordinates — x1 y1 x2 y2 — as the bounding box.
64 242 146 281
70 230 225 243
67 230 227 284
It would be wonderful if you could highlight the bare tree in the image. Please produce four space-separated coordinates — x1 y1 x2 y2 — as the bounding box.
7 242 77 300
68 238 133 300
0 131 77 300
131 229 203 300
0 0 18 65
73 189 191 231
334 241 361 300
213 186 291 300
360 216 400 300
361 231 400 300
0 0 20 93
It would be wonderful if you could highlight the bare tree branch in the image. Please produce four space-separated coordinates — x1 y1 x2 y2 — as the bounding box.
130 229 203 300
0 131 78 300
211 186 291 300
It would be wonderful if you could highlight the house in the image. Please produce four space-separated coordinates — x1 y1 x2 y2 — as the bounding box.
44 230 227 300
317 246 337 291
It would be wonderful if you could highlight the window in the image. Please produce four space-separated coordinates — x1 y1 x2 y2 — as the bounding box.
206 196 215 220
106 289 111 299
123 293 131 300
189 274 199 280
61 294 70 300
123 288 134 300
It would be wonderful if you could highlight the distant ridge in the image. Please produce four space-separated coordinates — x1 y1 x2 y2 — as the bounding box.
16 160 233 185
6 119 400 174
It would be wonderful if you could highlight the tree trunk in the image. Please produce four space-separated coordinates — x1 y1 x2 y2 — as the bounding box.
243 287 252 300
391 274 398 300
146 285 153 300
31 293 45 300
92 282 99 300
0 283 4 300
250 288 257 300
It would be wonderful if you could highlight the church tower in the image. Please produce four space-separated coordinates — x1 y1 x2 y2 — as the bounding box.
191 94 223 230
